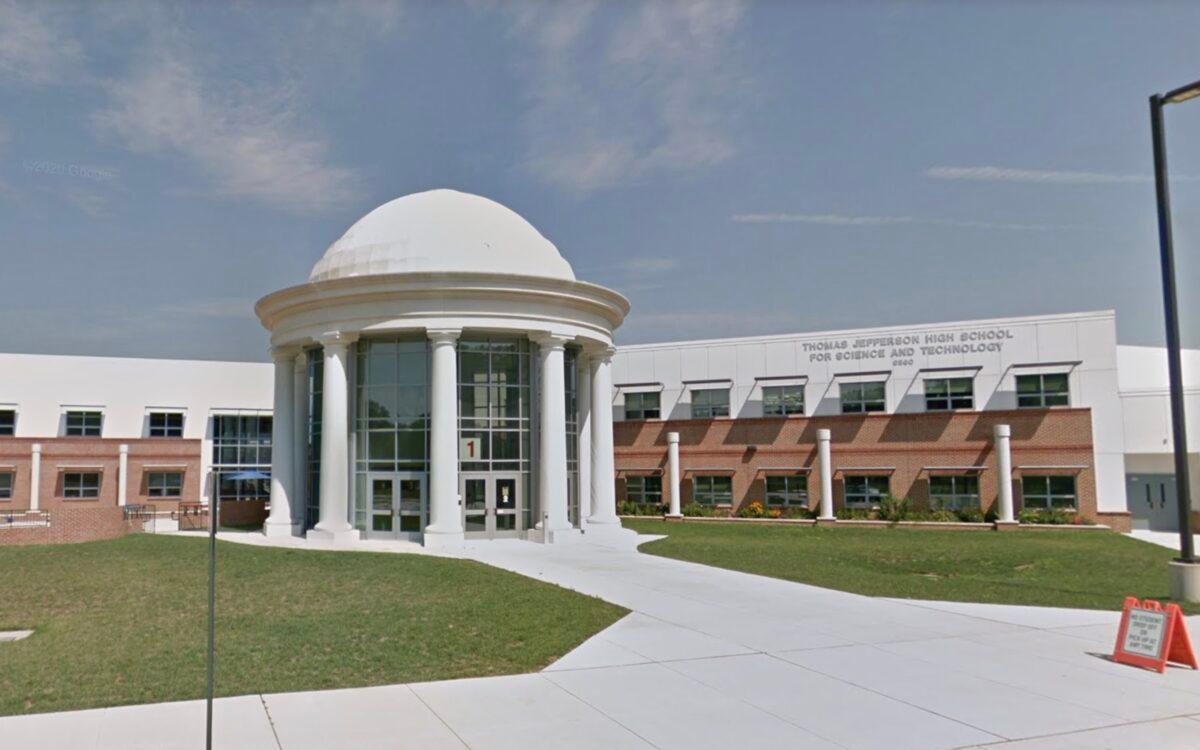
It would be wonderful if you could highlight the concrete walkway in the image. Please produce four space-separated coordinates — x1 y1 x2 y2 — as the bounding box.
4 533 1199 749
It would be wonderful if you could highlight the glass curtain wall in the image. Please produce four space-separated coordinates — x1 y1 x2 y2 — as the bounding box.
458 336 533 529
304 348 323 529
211 414 272 502
353 337 430 532
564 347 580 526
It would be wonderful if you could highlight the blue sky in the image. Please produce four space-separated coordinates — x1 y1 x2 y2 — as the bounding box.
2 0 1199 361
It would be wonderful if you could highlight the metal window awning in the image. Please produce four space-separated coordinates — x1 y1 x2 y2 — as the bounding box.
1009 361 1081 376
922 465 987 474
614 382 664 393
1014 464 1088 474
755 466 812 474
833 370 891 382
755 375 808 385
616 467 664 476
682 378 733 388
56 464 105 470
145 406 187 413
142 463 189 470
682 466 737 475
210 408 271 416
835 466 896 475
917 365 982 377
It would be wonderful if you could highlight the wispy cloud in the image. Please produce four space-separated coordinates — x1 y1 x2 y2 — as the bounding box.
925 165 1200 185
93 48 361 213
732 212 1087 232
499 0 749 191
0 1 84 85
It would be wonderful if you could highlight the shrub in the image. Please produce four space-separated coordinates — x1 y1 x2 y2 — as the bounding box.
617 501 664 516
954 506 985 523
835 507 874 520
1018 508 1088 525
877 495 910 522
736 501 766 518
781 506 815 519
682 503 726 517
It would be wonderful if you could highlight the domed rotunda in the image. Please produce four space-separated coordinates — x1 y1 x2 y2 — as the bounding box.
255 190 630 546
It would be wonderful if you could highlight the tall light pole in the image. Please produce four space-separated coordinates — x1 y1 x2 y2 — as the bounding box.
1149 79 1200 602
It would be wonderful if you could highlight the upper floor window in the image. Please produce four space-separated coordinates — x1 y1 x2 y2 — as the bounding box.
0 409 14 436
765 475 808 507
840 382 886 414
212 414 272 467
1022 475 1077 510
928 475 979 510
149 412 185 438
0 471 12 499
147 471 183 498
624 392 660 420
625 476 662 504
691 389 730 419
63 471 101 499
762 385 804 416
65 410 102 437
844 475 889 508
1016 373 1069 408
692 475 733 505
925 377 973 411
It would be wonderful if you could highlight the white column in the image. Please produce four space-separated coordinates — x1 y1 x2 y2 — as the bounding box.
667 431 682 518
311 333 357 543
30 443 41 511
537 334 573 541
817 428 834 520
995 424 1016 523
291 352 309 529
118 444 129 507
265 347 297 537
577 350 593 528
589 347 619 526
425 328 463 545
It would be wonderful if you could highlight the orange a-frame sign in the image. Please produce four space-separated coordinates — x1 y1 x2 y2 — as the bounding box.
1112 597 1198 673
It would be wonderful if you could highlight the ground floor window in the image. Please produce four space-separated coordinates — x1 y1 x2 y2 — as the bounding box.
692 475 733 505
1022 475 1077 510
216 474 269 503
928 475 980 510
0 471 11 499
626 476 662 504
765 475 808 507
63 472 101 499
843 475 889 508
147 471 183 498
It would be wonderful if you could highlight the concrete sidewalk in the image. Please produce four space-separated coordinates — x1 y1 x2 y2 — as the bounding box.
4 535 1199 749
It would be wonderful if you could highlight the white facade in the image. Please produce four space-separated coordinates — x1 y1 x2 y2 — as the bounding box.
0 352 272 505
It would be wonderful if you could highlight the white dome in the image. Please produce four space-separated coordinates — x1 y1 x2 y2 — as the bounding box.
309 189 576 283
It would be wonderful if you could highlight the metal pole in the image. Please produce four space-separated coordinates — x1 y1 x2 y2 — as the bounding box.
206 494 217 748
1149 93 1196 563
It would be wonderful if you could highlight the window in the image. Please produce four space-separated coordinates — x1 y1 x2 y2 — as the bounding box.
844 475 889 508
1016 373 1069 408
0 409 14 436
1022 475 1077 510
924 378 974 411
624 392 660 420
149 412 184 437
928 475 980 510
63 472 101 499
692 475 733 505
65 410 102 437
762 385 804 416
212 414 272 503
147 471 183 498
765 475 808 507
626 476 662 504
840 382 886 413
691 388 730 419
0 472 11 499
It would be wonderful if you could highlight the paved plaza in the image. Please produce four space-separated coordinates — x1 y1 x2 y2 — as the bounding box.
3 532 1199 749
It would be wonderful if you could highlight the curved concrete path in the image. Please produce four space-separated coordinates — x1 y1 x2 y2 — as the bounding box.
3 532 1199 749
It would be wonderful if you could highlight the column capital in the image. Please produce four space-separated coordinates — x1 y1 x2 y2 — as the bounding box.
531 332 573 350
993 423 1011 439
586 344 616 364
426 327 461 345
316 331 358 347
269 345 302 362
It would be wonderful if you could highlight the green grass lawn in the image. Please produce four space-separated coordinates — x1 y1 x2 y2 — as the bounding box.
0 535 625 716
625 519 1198 615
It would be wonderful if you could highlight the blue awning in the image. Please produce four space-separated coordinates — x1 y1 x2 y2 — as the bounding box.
224 470 269 481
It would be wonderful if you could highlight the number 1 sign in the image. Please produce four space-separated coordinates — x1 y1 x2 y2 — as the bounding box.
1112 597 1197 673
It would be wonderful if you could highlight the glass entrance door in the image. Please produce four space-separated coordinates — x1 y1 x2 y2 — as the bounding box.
460 473 523 539
366 472 426 540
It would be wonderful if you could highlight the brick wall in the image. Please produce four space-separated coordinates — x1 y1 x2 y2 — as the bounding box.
0 506 142 546
614 408 1099 519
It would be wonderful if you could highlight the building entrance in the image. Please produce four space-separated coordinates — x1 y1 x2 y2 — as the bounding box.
1128 473 1179 532
460 472 523 539
365 472 426 540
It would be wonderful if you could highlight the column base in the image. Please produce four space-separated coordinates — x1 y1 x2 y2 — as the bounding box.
993 520 1021 532
422 528 465 549
1169 560 1200 603
263 520 299 539
815 516 837 526
664 513 684 522
544 526 584 545
306 526 360 547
